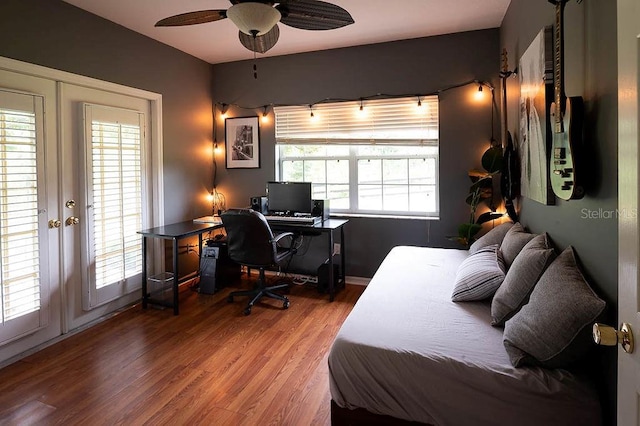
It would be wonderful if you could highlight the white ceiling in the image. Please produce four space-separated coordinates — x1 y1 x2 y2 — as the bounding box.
62 0 511 64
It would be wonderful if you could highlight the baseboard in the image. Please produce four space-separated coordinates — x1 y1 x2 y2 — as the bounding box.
345 276 370 286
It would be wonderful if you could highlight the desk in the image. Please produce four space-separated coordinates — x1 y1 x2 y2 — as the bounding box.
138 221 222 315
268 218 348 302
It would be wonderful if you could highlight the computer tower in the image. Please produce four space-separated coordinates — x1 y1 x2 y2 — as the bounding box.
312 199 330 221
198 239 240 294
199 246 218 294
250 196 268 214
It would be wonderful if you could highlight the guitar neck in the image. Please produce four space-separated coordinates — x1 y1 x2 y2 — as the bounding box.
553 0 566 132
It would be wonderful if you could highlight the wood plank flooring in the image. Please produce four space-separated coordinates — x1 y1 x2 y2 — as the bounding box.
0 278 364 426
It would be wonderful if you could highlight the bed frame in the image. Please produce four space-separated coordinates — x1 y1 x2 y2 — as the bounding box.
331 400 430 426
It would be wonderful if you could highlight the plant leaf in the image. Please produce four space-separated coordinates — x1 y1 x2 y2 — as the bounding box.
481 146 504 173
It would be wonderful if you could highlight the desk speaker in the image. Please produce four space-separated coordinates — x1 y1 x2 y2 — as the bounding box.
250 196 268 214
312 199 330 220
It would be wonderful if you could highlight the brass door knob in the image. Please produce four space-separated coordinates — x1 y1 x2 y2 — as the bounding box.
48 219 61 229
593 323 634 353
65 216 80 226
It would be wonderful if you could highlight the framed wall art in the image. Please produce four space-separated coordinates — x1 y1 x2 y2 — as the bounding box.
225 116 260 169
518 26 555 205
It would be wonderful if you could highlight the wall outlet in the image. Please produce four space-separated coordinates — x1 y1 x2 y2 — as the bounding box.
333 243 341 255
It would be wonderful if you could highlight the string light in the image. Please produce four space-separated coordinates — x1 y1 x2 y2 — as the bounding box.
220 103 230 119
474 81 490 102
213 79 494 119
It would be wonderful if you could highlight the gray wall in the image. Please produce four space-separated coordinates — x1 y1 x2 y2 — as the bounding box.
212 29 501 277
0 0 215 224
501 0 618 423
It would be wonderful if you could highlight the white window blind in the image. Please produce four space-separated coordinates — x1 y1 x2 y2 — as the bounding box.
274 96 438 145
84 105 143 306
0 106 41 322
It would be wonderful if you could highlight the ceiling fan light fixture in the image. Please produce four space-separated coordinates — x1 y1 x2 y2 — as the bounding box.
227 2 281 36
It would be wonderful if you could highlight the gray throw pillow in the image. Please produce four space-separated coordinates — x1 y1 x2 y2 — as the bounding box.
503 247 606 368
469 222 514 255
491 233 555 326
499 223 536 268
452 244 506 302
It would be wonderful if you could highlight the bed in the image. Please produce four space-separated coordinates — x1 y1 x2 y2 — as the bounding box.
328 246 602 426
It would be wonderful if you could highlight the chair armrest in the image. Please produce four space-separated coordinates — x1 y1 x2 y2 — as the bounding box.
272 232 295 243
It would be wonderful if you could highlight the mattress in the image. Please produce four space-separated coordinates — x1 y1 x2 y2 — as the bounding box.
328 246 601 426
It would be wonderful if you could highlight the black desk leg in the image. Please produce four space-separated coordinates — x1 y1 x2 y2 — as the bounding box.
328 230 335 302
340 226 346 287
141 236 148 309
198 233 204 277
172 238 179 315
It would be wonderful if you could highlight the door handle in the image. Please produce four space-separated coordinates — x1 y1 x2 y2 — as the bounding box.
48 219 61 228
593 323 634 354
65 216 80 226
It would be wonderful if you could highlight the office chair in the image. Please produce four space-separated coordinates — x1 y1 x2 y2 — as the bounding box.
221 208 297 315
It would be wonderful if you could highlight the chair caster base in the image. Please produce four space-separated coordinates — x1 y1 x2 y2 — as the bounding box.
283 299 290 309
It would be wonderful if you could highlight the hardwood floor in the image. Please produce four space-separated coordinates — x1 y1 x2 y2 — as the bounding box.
0 278 365 425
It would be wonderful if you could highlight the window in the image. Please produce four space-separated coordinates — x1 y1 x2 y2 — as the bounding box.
274 96 439 217
83 104 145 308
0 90 48 332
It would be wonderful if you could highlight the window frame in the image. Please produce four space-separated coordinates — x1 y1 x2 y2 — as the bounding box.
276 145 439 217
274 96 440 218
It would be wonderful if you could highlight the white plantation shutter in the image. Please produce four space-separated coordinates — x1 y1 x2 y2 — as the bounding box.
274 96 439 145
0 91 48 331
83 104 144 308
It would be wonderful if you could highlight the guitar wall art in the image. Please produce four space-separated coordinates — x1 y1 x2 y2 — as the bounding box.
548 0 584 200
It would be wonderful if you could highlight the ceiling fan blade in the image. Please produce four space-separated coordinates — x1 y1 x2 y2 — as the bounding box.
239 25 280 53
277 0 354 31
155 10 227 27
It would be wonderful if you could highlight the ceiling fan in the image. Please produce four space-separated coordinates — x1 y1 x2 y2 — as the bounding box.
155 0 355 54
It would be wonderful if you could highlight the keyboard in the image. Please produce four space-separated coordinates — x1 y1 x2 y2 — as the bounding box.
264 215 321 225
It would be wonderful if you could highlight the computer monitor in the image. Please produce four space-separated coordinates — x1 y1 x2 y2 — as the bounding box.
267 181 312 214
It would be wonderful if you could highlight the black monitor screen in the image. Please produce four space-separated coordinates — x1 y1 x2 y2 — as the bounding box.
267 181 312 214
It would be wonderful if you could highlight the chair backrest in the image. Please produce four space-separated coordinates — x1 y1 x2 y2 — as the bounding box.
221 209 277 268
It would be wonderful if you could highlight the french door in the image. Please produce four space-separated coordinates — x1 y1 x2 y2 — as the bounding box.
0 70 61 359
60 83 151 332
0 57 162 363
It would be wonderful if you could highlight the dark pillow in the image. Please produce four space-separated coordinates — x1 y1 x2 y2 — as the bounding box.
491 233 555 326
499 223 536 268
452 245 506 302
503 247 606 368
469 222 514 255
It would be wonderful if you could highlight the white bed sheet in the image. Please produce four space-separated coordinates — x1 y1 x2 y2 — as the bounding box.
329 246 601 426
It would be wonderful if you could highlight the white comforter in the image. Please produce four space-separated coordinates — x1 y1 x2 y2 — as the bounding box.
329 246 601 426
